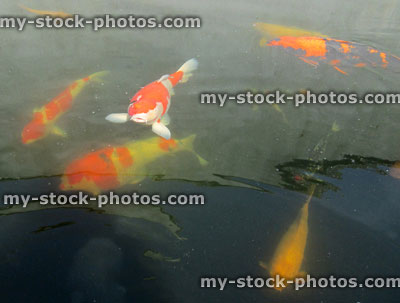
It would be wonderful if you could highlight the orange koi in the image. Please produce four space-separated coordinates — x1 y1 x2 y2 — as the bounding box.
21 71 108 144
60 134 207 195
264 36 400 74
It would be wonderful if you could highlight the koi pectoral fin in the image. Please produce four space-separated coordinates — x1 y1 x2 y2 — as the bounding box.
129 176 146 185
194 153 208 166
298 57 319 67
259 37 268 47
106 113 130 123
152 122 171 140
51 126 67 137
332 65 348 75
161 113 170 126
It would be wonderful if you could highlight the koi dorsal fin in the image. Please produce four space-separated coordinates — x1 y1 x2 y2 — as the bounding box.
158 74 170 82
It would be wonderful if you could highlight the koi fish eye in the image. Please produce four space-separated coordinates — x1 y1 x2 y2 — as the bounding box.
127 103 135 116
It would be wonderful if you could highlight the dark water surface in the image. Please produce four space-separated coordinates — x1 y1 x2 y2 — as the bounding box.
2 0 400 302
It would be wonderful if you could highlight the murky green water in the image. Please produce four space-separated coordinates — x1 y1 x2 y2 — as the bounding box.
2 0 400 302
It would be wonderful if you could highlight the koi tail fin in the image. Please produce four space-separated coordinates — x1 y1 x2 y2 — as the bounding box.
181 134 208 166
303 183 317 211
88 70 110 83
18 4 35 14
177 58 198 83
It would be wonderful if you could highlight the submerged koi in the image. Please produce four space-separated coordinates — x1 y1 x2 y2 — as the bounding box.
19 4 72 18
259 184 316 291
264 36 400 74
21 71 108 144
60 134 207 195
106 58 198 140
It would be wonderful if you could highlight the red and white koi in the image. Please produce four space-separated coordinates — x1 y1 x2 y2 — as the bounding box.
106 58 198 139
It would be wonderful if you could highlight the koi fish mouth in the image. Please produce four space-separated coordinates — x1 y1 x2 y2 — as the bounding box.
131 114 148 124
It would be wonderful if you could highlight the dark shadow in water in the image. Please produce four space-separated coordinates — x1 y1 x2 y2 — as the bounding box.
154 173 274 192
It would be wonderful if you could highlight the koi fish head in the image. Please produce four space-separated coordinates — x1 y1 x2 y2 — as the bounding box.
60 148 120 195
21 112 47 144
128 99 163 125
253 22 328 39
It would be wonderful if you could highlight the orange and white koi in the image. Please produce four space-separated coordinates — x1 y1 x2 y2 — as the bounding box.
21 71 108 144
106 58 198 139
263 36 400 75
18 4 72 18
60 134 207 195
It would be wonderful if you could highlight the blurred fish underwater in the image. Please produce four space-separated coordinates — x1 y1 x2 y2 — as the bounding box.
60 134 207 195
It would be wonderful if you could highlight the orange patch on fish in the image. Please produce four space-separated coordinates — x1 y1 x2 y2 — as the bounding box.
65 147 120 191
380 52 388 67
340 43 351 53
330 59 341 65
116 147 134 168
168 71 184 86
60 134 203 195
354 63 366 67
45 100 61 121
158 138 177 151
369 49 378 53
268 36 327 58
54 90 74 112
21 112 46 144
333 66 348 75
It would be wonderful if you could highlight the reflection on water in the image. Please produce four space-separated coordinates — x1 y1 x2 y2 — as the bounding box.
2 0 400 301
277 154 394 194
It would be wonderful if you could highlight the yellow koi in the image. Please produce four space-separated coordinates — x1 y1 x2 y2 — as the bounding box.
253 22 328 47
60 134 208 195
260 184 316 291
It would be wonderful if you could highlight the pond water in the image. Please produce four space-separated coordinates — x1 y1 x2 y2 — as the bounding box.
1 0 400 302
